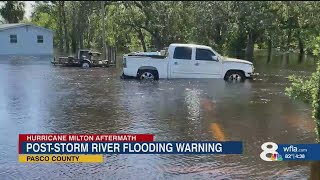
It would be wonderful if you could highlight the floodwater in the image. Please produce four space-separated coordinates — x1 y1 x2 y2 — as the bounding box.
0 51 319 179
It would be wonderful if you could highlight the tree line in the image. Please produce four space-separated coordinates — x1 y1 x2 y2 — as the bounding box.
1 1 320 60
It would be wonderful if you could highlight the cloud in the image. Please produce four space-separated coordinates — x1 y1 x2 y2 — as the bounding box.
25 1 35 19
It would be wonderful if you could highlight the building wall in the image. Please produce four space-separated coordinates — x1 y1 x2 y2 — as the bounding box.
0 25 53 55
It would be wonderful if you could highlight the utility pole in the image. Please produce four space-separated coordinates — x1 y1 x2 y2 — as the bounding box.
101 1 107 61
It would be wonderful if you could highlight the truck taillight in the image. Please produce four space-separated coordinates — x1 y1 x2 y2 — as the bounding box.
123 57 127 68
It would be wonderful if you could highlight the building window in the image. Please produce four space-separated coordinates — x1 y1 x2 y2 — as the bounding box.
10 35 17 43
37 35 43 43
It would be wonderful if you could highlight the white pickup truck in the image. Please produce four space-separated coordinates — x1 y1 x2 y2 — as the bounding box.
121 43 255 82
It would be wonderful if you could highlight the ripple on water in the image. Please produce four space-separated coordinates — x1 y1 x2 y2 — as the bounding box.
0 59 317 179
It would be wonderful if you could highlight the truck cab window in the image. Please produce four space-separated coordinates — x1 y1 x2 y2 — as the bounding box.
173 47 192 60
196 48 216 61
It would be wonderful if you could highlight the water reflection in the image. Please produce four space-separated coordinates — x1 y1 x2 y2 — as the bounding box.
184 88 201 121
0 51 318 179
210 123 226 141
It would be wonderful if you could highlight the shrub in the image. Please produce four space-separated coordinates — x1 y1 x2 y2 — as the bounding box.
285 61 320 141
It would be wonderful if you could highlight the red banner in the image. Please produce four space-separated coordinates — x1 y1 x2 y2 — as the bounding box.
19 134 154 142
18 134 154 154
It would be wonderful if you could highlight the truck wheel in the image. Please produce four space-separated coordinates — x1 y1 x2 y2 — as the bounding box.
82 62 90 68
138 70 159 81
121 72 129 79
224 70 245 82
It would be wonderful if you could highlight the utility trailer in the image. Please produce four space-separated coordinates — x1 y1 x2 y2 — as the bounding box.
51 49 109 68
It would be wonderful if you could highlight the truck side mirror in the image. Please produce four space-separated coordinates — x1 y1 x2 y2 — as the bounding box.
212 55 219 61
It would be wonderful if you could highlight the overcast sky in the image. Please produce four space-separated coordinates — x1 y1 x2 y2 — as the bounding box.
25 1 35 19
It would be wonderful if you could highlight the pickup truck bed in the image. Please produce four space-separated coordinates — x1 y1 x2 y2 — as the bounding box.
126 54 167 59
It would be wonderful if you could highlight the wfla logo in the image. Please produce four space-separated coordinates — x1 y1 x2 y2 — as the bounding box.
260 142 283 161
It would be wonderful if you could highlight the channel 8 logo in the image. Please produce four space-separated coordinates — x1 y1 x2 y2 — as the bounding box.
260 142 283 161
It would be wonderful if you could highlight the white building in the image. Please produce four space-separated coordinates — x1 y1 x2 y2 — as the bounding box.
0 23 53 55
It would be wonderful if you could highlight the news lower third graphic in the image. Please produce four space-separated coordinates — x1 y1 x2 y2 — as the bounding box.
260 142 320 161
18 134 243 163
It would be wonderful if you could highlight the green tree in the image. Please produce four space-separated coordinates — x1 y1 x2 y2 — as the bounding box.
0 1 25 23
29 1 320 58
190 2 231 52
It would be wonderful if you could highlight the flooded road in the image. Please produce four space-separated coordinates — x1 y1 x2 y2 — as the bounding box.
0 52 318 179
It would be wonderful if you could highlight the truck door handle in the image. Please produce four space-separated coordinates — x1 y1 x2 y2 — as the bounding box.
174 62 178 65
194 62 199 66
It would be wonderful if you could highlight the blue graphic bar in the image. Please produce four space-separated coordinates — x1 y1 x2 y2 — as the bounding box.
277 144 320 161
20 141 243 154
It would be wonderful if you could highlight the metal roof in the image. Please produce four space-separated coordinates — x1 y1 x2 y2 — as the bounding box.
0 23 24 29
0 23 53 32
